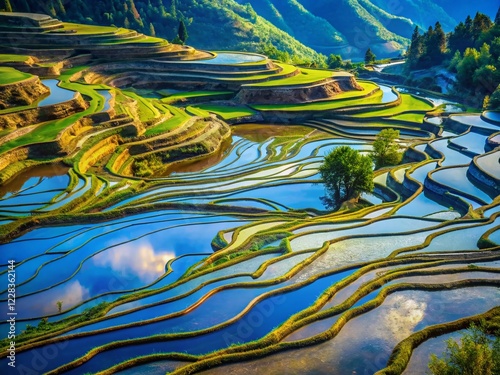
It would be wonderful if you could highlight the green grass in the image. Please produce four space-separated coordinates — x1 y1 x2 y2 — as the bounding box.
193 105 257 120
59 66 90 80
390 113 426 123
335 81 379 99
127 36 166 44
251 88 384 112
246 66 336 87
160 91 233 103
353 94 434 118
144 106 191 137
231 63 297 82
186 106 211 117
59 22 120 35
121 91 160 122
0 67 32 85
0 54 29 62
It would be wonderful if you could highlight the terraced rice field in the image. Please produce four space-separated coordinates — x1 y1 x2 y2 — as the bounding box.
0 13 499 375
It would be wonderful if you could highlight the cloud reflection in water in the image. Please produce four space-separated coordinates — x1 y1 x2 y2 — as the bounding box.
93 240 175 283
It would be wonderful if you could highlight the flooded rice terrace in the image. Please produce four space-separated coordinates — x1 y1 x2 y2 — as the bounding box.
0 116 499 374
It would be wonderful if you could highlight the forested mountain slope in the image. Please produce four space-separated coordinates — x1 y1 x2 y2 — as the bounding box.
6 0 499 60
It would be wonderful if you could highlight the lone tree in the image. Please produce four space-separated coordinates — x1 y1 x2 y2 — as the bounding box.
319 146 374 210
178 19 188 44
429 323 500 374
56 300 63 313
365 48 376 64
371 129 403 168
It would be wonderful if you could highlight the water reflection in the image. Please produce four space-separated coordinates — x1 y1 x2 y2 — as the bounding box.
0 163 69 198
93 241 175 283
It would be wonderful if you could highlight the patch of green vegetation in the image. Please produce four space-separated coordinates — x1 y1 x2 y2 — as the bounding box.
252 88 384 111
144 106 190 137
335 81 379 99
160 91 233 103
320 145 374 210
247 66 334 87
133 154 163 177
0 67 32 85
354 94 434 118
0 54 29 62
390 113 425 123
59 65 90 80
186 106 211 118
194 105 257 120
121 90 159 122
60 22 121 35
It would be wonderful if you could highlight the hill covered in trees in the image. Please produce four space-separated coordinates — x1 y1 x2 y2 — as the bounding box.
5 0 498 62
4 0 326 64
405 9 500 109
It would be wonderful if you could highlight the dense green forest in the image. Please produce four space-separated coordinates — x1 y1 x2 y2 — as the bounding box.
406 9 500 109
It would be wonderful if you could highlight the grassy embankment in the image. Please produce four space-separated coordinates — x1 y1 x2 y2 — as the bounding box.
0 67 32 85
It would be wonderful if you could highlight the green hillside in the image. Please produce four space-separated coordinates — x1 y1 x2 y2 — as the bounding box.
8 0 325 63
235 0 347 48
6 0 499 60
299 0 411 57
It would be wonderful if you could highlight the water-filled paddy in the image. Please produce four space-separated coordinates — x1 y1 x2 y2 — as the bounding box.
476 150 500 179
427 138 472 166
15 272 352 374
0 163 69 199
38 79 76 106
403 330 465 374
2 101 499 375
450 131 488 155
431 166 497 204
198 287 499 375
197 52 265 65
450 115 500 132
483 111 500 124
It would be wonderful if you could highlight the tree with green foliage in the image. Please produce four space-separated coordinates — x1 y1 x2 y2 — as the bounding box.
178 19 188 44
327 54 343 69
428 324 500 375
472 12 494 40
171 35 183 45
259 43 292 63
448 50 462 72
148 22 156 37
371 129 403 169
488 84 500 110
448 19 474 54
169 0 177 18
365 48 376 64
407 26 423 69
428 22 447 64
56 300 63 313
457 47 480 87
0 0 12 12
319 146 374 210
